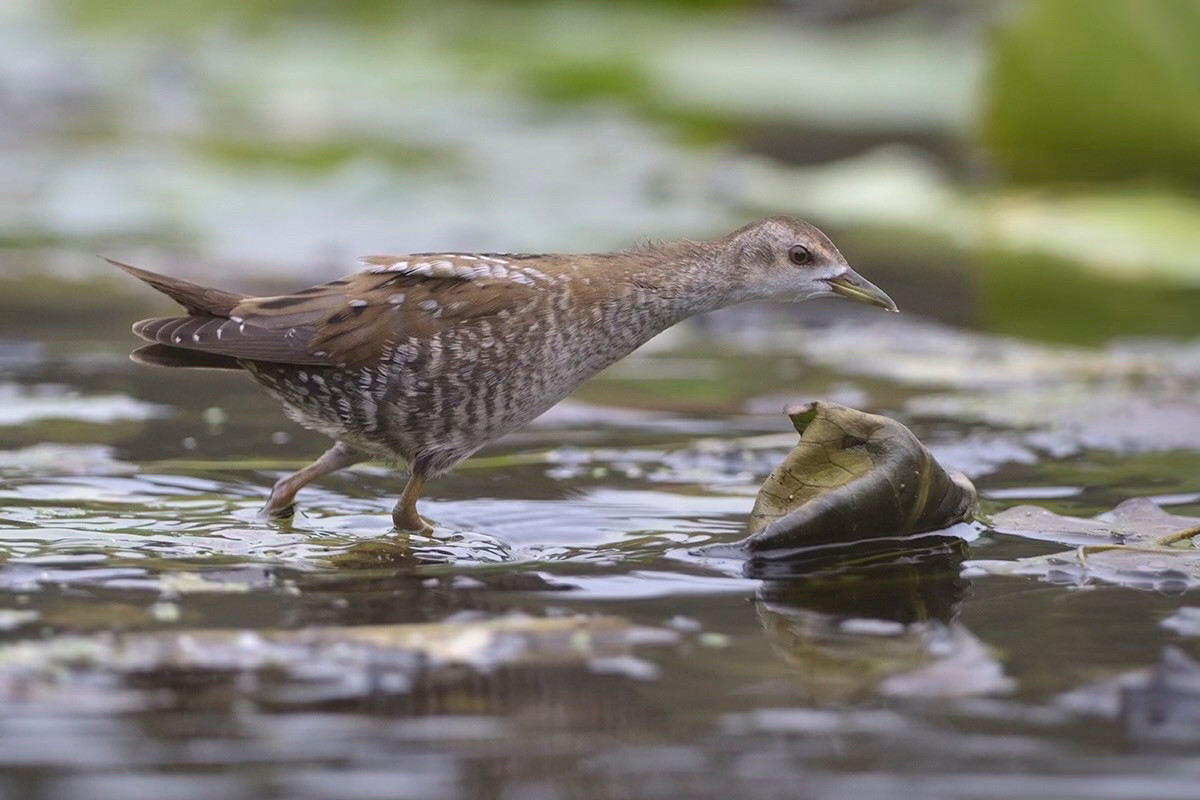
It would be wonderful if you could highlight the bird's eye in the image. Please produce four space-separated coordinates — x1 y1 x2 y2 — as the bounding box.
788 245 812 266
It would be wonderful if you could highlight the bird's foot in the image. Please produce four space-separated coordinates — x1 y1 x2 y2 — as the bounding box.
259 487 297 521
259 502 296 520
391 509 434 534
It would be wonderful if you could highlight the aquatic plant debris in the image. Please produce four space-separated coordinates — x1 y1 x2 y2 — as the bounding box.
788 319 1200 459
1055 646 1200 744
968 498 1200 590
707 402 977 555
0 614 680 706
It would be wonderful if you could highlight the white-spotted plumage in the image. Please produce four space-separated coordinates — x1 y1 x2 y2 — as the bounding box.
116 216 896 528
362 253 552 287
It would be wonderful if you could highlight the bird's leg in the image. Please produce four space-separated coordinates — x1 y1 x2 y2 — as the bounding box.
261 442 366 518
392 473 431 532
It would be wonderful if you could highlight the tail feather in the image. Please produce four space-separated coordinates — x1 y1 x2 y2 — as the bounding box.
105 257 247 316
111 257 330 369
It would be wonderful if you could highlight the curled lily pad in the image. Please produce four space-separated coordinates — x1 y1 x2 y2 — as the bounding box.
730 402 977 554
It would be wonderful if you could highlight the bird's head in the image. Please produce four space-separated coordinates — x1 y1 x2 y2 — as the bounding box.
721 216 898 311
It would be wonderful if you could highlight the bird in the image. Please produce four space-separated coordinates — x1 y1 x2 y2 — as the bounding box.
110 216 897 532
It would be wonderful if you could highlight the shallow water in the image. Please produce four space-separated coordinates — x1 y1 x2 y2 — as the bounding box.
3 284 1200 800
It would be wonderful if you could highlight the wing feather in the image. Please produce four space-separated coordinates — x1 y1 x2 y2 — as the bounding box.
129 254 544 369
132 315 331 364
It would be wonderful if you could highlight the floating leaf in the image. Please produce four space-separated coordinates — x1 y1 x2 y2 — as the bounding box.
970 498 1200 590
720 402 976 554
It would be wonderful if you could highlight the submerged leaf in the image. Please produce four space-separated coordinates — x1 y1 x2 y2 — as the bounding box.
733 402 977 554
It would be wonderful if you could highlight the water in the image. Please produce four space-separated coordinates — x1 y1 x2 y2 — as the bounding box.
3 283 1200 799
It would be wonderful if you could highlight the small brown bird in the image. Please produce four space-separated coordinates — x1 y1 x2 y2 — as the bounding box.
112 216 896 531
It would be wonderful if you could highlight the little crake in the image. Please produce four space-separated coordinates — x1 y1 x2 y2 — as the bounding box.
113 216 897 531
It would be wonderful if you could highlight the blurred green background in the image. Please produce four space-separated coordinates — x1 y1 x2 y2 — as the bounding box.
3 0 1200 343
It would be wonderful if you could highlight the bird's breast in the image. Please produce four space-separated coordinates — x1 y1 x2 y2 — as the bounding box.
377 289 671 444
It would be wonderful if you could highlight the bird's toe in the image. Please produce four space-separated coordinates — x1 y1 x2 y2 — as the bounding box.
391 511 434 534
259 501 296 521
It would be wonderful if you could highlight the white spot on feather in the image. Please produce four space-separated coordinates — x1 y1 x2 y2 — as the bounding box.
367 259 409 273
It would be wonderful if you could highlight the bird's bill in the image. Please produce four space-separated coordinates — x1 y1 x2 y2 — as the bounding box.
827 269 899 312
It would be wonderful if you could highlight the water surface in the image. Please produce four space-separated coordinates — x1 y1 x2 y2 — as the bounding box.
3 285 1200 800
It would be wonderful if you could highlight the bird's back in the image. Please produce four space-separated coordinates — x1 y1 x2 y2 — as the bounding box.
113 251 683 475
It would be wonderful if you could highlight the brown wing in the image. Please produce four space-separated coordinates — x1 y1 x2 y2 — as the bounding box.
129 255 546 369
131 314 330 365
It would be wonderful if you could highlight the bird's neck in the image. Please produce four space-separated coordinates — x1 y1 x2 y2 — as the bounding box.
559 243 741 362
527 245 740 384
616 243 740 326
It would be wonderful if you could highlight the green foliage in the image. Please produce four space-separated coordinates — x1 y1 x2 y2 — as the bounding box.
194 138 452 174
62 0 753 33
62 0 412 31
981 0 1200 185
978 248 1200 343
520 54 654 106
